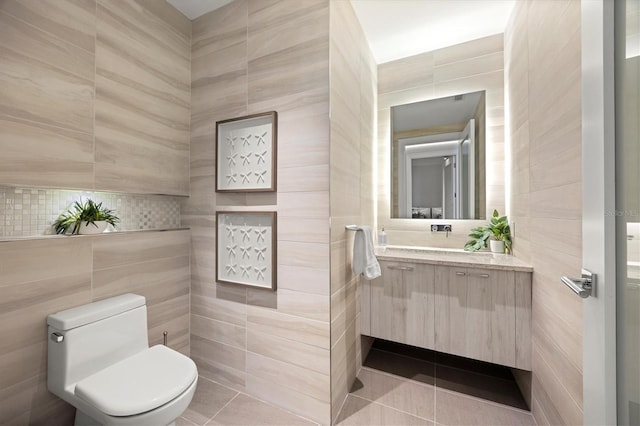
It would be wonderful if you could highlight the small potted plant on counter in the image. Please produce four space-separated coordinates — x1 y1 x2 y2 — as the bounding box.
53 199 120 235
464 209 512 254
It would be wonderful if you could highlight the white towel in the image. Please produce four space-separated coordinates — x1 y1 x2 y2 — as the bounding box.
352 226 381 280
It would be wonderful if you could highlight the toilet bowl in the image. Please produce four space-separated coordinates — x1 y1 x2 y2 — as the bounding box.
47 294 197 426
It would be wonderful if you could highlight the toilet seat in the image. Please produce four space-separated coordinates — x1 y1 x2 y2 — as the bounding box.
74 345 197 417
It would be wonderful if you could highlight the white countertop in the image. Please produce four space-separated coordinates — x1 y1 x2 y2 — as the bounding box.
375 245 533 272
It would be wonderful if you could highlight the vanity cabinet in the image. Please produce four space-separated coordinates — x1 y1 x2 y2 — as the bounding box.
369 261 435 349
363 258 532 370
435 266 517 367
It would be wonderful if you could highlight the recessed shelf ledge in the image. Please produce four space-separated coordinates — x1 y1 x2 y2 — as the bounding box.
0 228 190 243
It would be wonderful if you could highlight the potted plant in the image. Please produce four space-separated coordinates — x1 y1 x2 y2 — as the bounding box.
464 209 512 254
53 199 120 235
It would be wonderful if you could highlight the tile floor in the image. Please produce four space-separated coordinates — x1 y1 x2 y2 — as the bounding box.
180 340 535 426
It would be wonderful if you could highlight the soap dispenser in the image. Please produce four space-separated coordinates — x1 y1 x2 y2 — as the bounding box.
378 226 387 246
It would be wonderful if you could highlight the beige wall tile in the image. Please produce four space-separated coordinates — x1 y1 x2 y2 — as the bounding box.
192 334 246 377
0 116 94 188
94 1 190 195
246 305 329 349
0 0 189 195
278 240 329 270
278 216 329 244
434 51 504 84
245 374 330 425
378 52 434 94
191 293 247 327
246 351 330 402
247 0 328 60
433 33 504 66
0 11 95 170
247 328 330 375
277 288 330 322
277 264 330 296
1 0 96 52
277 191 329 218
93 230 190 270
505 4 583 421
192 0 247 59
192 313 246 350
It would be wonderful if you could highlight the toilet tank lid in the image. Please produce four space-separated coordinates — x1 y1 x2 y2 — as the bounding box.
47 294 146 331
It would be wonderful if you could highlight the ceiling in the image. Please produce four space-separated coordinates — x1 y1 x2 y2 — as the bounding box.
166 0 515 63
166 0 233 20
393 91 483 132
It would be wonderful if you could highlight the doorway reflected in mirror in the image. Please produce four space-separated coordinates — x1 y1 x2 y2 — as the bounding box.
391 90 486 219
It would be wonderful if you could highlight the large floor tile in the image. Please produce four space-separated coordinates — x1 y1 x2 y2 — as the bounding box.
208 393 316 426
182 377 239 425
435 365 528 410
435 389 535 426
177 417 199 426
335 395 433 426
351 368 434 420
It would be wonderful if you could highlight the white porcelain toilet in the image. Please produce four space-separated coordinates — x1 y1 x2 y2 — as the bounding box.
47 294 198 426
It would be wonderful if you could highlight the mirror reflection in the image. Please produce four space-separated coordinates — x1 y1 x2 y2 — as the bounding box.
391 91 486 220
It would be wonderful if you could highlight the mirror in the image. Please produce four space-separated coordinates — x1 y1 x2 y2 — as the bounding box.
390 91 486 220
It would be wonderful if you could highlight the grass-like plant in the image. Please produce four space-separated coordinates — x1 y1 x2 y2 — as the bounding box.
53 199 120 235
464 209 512 253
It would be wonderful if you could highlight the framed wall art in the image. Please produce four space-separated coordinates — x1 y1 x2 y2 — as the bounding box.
216 211 277 290
215 111 277 192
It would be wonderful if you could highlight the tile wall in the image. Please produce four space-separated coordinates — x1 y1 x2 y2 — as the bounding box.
0 0 192 423
185 0 333 423
505 0 583 424
328 0 377 422
0 186 181 238
0 0 190 195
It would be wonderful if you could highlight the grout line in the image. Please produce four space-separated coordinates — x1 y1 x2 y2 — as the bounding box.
203 391 241 425
348 394 431 422
195 375 319 425
434 360 437 425
177 416 198 426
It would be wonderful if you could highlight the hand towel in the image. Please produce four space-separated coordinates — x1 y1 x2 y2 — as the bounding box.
352 226 381 280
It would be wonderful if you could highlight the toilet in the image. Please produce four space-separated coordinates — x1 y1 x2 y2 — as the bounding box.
47 294 198 426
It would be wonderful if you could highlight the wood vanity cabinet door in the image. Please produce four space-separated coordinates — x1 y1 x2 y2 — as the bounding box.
370 261 435 349
435 266 516 367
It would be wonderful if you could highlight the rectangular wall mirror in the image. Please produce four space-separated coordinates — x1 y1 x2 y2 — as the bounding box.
390 91 486 220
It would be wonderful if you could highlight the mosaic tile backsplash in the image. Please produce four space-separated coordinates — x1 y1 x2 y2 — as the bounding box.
0 187 181 238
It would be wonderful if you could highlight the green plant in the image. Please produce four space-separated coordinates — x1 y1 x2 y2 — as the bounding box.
53 199 119 235
464 209 512 253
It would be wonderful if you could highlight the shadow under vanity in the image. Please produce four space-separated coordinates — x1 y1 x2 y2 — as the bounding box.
360 246 533 384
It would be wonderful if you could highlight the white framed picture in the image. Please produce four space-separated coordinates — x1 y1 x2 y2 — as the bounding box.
215 111 277 192
216 211 276 290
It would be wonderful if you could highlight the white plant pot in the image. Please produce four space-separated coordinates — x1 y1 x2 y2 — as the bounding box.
489 239 505 253
78 221 108 235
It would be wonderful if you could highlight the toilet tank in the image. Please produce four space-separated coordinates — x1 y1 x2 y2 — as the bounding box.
47 294 149 396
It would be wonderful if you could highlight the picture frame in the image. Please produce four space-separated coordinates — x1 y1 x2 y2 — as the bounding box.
215 111 277 192
216 211 277 290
